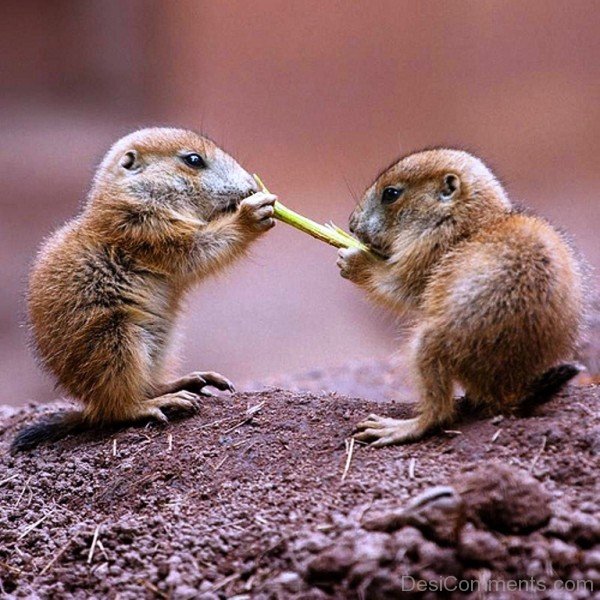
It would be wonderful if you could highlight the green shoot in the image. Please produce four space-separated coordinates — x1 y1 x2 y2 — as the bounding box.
253 174 373 255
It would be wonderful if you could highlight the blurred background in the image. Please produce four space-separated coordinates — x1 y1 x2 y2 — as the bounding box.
1 0 598 406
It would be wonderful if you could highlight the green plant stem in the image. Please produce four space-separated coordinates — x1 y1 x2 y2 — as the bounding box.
253 174 373 255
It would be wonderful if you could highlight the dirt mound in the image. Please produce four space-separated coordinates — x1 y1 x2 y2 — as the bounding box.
295 463 598 599
0 383 598 598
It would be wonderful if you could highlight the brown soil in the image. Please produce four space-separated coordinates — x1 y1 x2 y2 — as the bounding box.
0 373 598 599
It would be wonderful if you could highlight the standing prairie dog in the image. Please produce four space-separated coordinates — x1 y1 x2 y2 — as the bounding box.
338 149 584 446
13 127 276 450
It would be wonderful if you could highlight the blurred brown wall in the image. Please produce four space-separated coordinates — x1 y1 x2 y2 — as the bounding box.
1 0 598 405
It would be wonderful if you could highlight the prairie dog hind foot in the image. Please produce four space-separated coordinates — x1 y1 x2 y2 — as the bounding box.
136 390 203 424
354 414 428 447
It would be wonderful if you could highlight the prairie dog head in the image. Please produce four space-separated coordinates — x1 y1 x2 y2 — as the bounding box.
88 127 257 222
349 149 511 257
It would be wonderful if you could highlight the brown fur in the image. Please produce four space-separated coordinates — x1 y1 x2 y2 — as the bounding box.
14 128 275 450
339 149 584 446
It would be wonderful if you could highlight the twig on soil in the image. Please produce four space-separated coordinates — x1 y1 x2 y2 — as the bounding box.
97 540 109 560
0 560 23 575
353 439 370 446
91 562 108 576
195 518 247 535
38 531 79 577
341 437 355 481
112 439 117 457
443 429 463 436
167 433 173 452
140 579 169 599
18 510 54 540
197 417 228 430
408 457 416 479
530 435 547 472
15 475 32 507
357 498 376 523
209 572 241 593
245 400 266 417
237 440 258 455
257 536 288 562
222 401 265 435
0 473 18 487
213 456 228 471
491 429 502 443
87 525 101 564
572 402 593 416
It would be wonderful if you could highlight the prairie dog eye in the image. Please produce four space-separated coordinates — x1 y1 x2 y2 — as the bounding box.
181 153 206 169
382 187 404 205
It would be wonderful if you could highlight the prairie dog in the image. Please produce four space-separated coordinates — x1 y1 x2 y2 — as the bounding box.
338 149 584 446
13 127 276 450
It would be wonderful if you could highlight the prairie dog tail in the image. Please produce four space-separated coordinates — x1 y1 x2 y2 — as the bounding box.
519 363 584 414
11 411 86 452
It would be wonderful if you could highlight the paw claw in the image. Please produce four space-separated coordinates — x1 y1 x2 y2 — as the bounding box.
146 407 169 424
370 436 397 448
177 371 236 395
354 428 381 442
195 371 236 393
356 420 382 430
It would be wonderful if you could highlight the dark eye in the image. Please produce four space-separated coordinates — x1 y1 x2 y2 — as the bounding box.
181 153 206 169
381 187 404 205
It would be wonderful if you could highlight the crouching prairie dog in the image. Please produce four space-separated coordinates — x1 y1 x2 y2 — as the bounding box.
337 149 584 446
13 127 276 450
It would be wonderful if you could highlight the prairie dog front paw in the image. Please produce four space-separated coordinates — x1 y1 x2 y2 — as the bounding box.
238 192 276 234
337 247 372 282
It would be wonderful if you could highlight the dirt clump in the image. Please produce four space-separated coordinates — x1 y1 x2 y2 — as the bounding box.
457 463 552 535
291 463 597 599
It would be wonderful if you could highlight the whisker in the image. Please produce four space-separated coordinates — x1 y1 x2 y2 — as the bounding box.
339 173 361 207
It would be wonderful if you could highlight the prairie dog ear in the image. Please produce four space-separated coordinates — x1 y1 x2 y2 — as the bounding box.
119 149 140 171
439 173 460 202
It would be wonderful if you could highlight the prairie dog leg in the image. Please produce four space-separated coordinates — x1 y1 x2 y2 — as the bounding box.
157 371 235 397
355 328 455 447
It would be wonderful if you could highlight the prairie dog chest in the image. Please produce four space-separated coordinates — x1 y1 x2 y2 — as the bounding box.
80 245 178 341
